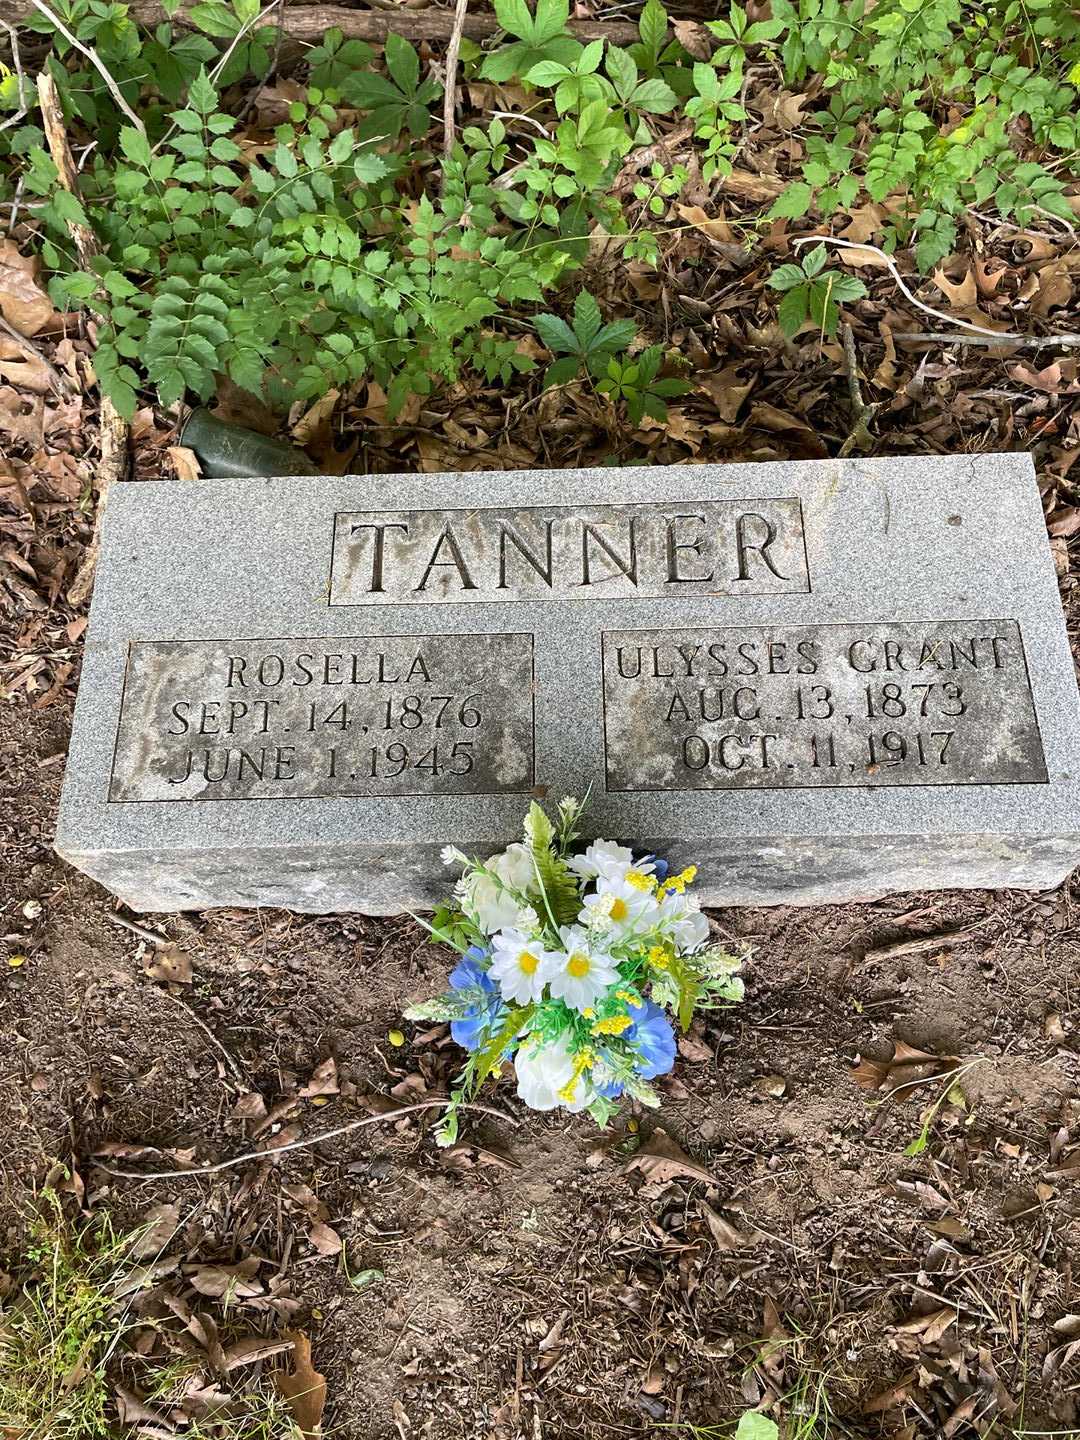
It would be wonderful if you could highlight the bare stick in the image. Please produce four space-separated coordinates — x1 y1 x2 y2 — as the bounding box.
837 320 879 458
108 911 168 945
93 1099 521 1180
441 0 469 183
30 0 146 134
0 20 28 133
892 330 1080 350
153 985 247 1084
36 71 130 606
0 313 74 397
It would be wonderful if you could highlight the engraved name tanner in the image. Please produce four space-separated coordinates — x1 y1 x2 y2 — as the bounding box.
602 620 1048 793
329 499 809 605
108 634 535 803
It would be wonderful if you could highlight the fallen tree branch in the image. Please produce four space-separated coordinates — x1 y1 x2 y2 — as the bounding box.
2 1 641 42
93 1098 521 1180
36 69 130 607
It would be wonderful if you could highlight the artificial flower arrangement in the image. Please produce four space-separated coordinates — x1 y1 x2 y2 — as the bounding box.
405 798 744 1144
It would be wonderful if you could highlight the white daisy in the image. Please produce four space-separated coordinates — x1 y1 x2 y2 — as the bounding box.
568 839 654 885
547 926 621 1013
489 927 558 1005
514 1035 595 1113
659 891 709 952
579 875 659 938
457 841 535 934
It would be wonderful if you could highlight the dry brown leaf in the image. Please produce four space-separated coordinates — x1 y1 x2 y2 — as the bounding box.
144 941 193 985
675 203 733 244
307 1221 342 1257
300 1058 339 1098
274 1332 327 1440
700 1201 756 1251
931 266 979 308
625 1127 715 1186
672 18 712 57
166 445 202 480
0 240 60 337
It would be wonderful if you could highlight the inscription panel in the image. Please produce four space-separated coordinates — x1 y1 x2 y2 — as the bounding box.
329 499 809 605
109 632 535 802
602 619 1047 792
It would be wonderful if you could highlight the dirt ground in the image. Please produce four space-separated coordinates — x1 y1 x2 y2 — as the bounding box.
2 585 1080 1438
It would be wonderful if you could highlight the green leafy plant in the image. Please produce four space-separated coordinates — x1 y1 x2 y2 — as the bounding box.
767 0 1080 268
596 345 690 424
767 243 867 338
339 30 442 140
533 289 636 385
481 0 581 84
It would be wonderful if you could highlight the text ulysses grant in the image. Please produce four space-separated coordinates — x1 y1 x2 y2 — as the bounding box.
602 620 1047 792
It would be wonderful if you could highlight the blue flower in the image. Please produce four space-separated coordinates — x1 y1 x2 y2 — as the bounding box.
627 1000 676 1079
639 852 669 881
594 1001 677 1098
448 945 503 1052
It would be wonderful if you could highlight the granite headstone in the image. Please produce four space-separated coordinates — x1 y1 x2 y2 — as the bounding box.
55 455 1080 911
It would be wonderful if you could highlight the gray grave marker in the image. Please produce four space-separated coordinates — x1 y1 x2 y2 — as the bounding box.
56 455 1080 912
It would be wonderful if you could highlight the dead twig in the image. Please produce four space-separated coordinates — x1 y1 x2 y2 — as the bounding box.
108 911 168 946
93 1099 521 1180
29 0 146 133
0 19 28 133
153 985 247 1085
893 330 1080 350
440 0 469 190
837 320 879 458
0 313 74 397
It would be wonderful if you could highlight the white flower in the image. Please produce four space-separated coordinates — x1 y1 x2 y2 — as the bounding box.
568 839 654 885
458 841 535 933
514 1035 595 1113
659 891 709 952
547 926 620 1013
515 904 542 934
579 874 659 938
489 927 558 1005
441 845 468 867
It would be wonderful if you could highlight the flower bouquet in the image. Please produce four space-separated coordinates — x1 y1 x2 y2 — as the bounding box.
405 799 744 1143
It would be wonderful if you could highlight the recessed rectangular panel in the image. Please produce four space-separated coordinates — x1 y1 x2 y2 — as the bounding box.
328 499 809 605
602 619 1047 792
109 632 535 802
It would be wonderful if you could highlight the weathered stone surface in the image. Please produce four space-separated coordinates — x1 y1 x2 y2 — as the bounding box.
56 454 1080 912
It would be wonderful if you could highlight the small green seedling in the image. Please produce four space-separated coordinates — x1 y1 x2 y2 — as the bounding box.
596 345 690 424
767 243 867 338
533 289 636 386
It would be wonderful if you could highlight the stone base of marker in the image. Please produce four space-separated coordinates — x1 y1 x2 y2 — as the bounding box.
56 455 1080 913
